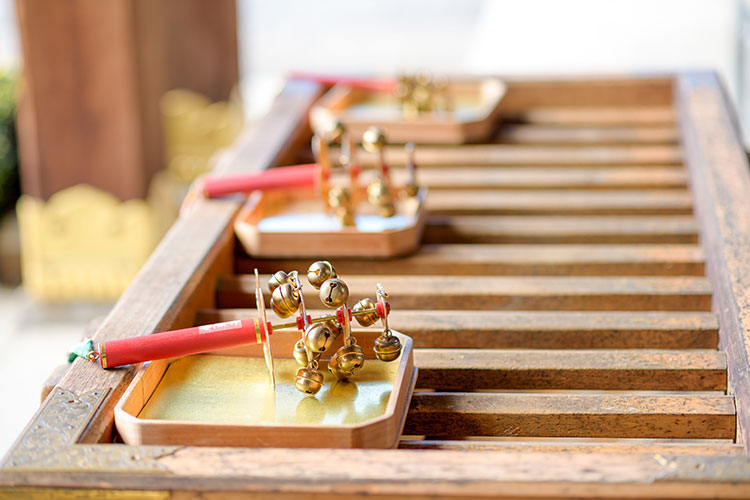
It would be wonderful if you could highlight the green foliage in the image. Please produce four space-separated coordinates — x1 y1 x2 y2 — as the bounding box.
0 71 19 214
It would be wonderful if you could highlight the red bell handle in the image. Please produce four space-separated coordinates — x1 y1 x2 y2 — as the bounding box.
99 318 271 369
289 72 397 93
201 163 319 198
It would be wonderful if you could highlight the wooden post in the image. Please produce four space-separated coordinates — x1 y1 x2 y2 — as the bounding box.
14 0 238 201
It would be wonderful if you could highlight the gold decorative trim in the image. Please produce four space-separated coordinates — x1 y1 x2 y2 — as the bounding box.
3 388 109 468
0 488 169 499
3 387 178 473
17 185 160 301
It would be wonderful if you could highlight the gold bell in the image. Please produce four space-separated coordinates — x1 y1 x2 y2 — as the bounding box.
328 355 353 381
267 270 291 293
373 334 402 362
324 318 343 340
293 339 309 366
307 261 337 289
328 185 351 209
295 367 325 395
353 297 378 327
329 186 356 227
319 278 349 308
362 126 386 154
304 323 335 354
367 178 396 218
324 119 345 142
271 282 300 318
332 343 365 373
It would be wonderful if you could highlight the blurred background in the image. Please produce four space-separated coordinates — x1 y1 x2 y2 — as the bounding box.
0 0 749 456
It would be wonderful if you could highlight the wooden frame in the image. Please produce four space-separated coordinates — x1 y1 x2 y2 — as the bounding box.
2 74 750 498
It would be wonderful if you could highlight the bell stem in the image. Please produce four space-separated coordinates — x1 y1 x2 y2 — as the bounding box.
270 307 378 331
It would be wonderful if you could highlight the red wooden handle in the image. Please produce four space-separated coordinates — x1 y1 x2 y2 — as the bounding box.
289 72 397 93
202 164 319 198
99 319 270 368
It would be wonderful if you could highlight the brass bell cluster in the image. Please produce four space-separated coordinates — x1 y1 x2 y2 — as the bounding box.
267 260 401 396
394 73 453 119
313 123 421 223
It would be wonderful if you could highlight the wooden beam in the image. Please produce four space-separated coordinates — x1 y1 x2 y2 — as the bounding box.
218 275 713 312
404 393 735 439
677 72 750 450
390 166 688 190
423 215 699 244
426 189 693 216
505 107 675 126
400 439 744 455
344 144 682 167
499 77 674 111
240 244 705 277
496 124 678 145
413 349 726 391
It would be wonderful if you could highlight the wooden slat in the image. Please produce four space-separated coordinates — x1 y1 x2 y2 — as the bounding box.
507 107 676 126
495 125 679 145
427 189 693 216
196 310 719 350
218 275 713 311
404 393 735 439
500 77 673 110
389 166 688 190
400 439 745 455
413 349 726 391
424 215 699 244
241 244 705 277
347 144 682 166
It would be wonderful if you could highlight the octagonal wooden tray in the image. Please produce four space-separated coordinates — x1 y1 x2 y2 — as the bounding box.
233 186 428 258
310 77 506 144
114 330 415 448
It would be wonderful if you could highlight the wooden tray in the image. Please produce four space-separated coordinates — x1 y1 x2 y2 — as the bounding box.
233 186 428 258
310 78 506 144
114 330 415 448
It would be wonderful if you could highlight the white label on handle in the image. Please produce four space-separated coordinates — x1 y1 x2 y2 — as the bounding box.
198 320 242 334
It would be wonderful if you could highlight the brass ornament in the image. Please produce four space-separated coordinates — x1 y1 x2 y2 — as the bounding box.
270 283 300 318
319 278 349 308
332 343 365 374
373 333 402 362
260 263 394 394
304 323 335 354
328 186 356 226
293 339 309 366
307 260 337 289
267 270 291 293
367 178 396 218
327 354 353 381
352 297 378 327
295 367 325 395
323 119 345 143
362 126 387 154
328 185 351 209
324 318 343 339
404 142 419 197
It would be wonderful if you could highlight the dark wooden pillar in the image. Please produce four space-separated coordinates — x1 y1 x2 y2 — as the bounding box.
15 0 238 201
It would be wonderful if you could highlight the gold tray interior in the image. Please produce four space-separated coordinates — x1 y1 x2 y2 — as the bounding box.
138 355 398 426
